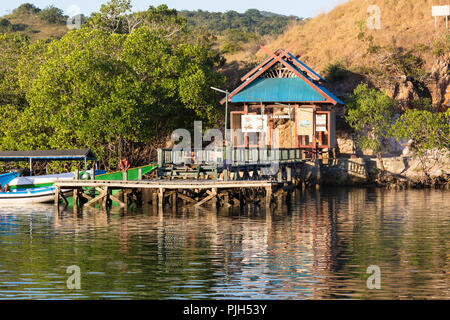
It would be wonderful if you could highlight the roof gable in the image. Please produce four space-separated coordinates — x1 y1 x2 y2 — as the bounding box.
222 47 343 105
231 78 327 103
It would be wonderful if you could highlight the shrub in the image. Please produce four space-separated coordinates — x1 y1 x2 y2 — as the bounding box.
390 110 449 154
39 6 65 24
390 110 450 176
346 83 396 176
432 33 450 57
0 19 13 33
408 97 433 111
324 60 348 82
12 3 41 16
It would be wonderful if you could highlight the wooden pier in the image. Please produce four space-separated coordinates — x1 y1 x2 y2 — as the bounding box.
54 179 278 212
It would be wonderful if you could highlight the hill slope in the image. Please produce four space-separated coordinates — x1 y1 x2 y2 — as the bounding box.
0 4 67 41
256 0 450 107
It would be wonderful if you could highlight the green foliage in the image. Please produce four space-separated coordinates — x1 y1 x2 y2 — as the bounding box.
386 48 428 85
179 9 300 37
0 19 13 33
390 110 450 156
408 97 433 111
432 32 450 57
346 83 396 153
39 5 66 24
0 33 29 107
12 3 41 16
324 60 348 83
221 29 259 54
88 0 132 34
88 1 188 37
0 14 224 170
356 19 366 40
356 20 380 55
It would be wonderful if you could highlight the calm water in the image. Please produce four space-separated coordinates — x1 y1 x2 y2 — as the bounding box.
0 187 448 300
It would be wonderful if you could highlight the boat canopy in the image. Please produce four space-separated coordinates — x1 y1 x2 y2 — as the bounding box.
0 149 97 162
0 149 97 176
0 172 20 186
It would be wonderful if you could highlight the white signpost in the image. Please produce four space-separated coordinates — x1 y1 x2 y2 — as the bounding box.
316 114 327 132
432 5 450 28
242 115 268 133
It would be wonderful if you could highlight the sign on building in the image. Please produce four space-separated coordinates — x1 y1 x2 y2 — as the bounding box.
316 114 328 132
241 115 268 133
296 107 314 136
270 114 292 119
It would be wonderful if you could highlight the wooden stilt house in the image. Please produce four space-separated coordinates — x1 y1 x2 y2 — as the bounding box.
222 47 344 159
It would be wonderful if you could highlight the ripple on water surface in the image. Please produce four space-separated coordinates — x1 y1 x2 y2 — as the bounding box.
0 187 448 299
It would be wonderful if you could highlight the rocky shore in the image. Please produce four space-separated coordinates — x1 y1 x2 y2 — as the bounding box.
314 154 450 189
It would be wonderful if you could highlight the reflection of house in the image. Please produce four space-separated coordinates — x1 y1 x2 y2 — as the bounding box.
223 47 344 159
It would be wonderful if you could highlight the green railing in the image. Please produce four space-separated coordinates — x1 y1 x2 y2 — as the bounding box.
157 148 304 167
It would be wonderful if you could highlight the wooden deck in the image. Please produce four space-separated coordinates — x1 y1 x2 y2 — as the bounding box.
54 179 276 212
55 179 274 189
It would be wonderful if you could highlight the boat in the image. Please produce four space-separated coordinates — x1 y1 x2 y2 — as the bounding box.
94 164 157 181
0 172 72 204
8 172 75 190
0 164 158 205
0 186 66 204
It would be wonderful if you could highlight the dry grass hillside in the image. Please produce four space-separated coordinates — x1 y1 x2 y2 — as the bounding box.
248 0 450 106
2 11 67 41
263 0 447 67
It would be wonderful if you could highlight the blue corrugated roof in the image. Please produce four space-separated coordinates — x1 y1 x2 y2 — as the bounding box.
287 52 326 82
230 78 327 103
316 84 344 105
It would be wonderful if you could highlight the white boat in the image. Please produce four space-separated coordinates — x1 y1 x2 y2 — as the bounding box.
8 172 75 190
0 186 72 204
0 172 73 204
0 149 101 204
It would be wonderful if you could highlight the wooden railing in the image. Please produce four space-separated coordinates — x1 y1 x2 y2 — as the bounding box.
157 148 305 167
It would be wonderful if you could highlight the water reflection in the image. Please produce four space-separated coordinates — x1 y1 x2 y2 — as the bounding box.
0 188 448 299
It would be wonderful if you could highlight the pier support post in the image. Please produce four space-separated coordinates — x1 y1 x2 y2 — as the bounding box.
124 189 129 208
158 188 164 211
265 185 272 208
211 188 217 209
73 188 79 214
171 191 177 211
152 190 157 208
54 186 60 208
286 166 292 183
102 187 109 210
277 168 283 183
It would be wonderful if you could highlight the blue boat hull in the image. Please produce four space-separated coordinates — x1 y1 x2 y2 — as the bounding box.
0 186 71 204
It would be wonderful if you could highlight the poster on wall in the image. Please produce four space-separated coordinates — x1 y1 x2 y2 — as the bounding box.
296 107 314 135
241 115 268 133
316 114 327 132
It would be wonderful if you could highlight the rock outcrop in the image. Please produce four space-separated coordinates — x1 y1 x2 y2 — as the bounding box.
430 57 450 111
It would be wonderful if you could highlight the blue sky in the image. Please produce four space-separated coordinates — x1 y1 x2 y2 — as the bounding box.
2 0 347 18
